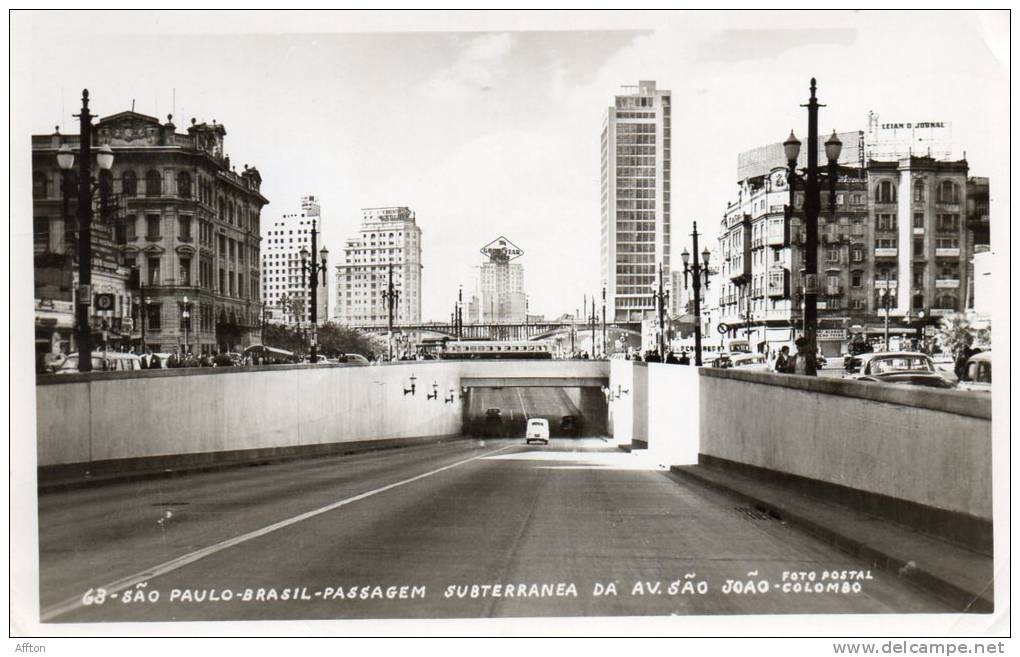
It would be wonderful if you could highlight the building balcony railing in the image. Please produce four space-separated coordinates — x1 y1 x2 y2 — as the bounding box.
930 308 957 317
935 248 961 258
874 247 898 257
935 278 960 288
825 285 843 296
912 227 925 235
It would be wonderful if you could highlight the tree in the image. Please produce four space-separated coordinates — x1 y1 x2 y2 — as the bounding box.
316 322 380 358
262 323 307 355
936 312 990 355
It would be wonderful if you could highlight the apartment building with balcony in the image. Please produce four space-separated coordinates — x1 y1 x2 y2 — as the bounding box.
711 144 988 356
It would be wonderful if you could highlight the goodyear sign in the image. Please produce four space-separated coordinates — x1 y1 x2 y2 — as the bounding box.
480 236 524 262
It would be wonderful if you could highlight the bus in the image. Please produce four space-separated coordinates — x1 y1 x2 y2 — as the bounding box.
439 340 555 360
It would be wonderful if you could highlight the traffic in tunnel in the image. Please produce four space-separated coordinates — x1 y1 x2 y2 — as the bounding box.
462 386 608 439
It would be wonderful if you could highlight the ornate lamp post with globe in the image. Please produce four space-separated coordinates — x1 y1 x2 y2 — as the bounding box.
56 89 115 372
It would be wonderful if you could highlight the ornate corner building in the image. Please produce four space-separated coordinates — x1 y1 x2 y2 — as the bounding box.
710 132 989 356
31 111 269 363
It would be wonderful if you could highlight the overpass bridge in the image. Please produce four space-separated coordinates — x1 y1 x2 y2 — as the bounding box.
28 359 994 624
350 319 643 342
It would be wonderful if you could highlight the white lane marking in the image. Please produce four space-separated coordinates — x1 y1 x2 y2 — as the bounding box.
40 443 514 622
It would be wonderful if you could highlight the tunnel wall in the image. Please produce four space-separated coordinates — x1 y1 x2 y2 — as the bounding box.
35 360 609 481
697 368 992 519
606 361 992 551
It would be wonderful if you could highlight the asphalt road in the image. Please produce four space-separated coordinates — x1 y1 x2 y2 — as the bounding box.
38 438 949 623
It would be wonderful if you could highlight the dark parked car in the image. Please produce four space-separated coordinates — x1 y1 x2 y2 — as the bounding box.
559 415 579 436
847 352 954 389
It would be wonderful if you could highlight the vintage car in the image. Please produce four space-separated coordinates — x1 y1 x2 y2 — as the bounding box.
845 351 955 389
730 353 770 370
956 351 991 392
525 418 550 445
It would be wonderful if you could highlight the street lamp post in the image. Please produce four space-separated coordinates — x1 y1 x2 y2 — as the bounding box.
883 269 892 350
589 299 598 357
132 290 151 352
601 284 607 359
457 285 463 339
56 90 115 372
783 78 842 358
299 219 329 363
180 295 193 354
681 221 712 366
651 263 670 356
381 260 400 360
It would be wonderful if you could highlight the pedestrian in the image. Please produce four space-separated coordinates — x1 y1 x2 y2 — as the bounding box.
954 344 975 380
791 337 818 376
678 351 690 366
774 345 792 373
148 352 162 369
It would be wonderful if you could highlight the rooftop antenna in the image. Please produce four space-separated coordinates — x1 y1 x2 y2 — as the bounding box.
173 88 176 118
131 99 135 112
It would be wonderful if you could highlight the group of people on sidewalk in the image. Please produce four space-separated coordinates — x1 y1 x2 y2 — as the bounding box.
139 349 242 369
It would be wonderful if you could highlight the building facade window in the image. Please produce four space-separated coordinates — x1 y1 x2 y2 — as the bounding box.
146 214 161 238
33 172 47 198
146 304 161 330
179 215 192 240
180 257 191 285
936 213 960 232
935 293 958 310
877 180 896 203
177 172 192 198
913 181 925 202
876 213 896 231
938 180 959 203
145 170 162 197
851 271 863 288
147 257 160 285
122 170 137 196
913 212 924 228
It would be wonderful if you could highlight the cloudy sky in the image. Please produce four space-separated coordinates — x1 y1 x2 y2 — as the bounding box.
11 11 1009 321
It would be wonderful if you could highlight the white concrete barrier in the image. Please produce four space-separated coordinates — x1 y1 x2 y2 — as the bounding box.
697 368 992 521
36 360 609 478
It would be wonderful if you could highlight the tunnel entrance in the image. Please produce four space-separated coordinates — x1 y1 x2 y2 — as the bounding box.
462 385 608 439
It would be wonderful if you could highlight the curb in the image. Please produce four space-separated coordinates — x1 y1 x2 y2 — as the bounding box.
670 465 993 613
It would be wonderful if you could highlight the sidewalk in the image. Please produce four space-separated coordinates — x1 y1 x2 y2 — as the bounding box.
669 462 994 613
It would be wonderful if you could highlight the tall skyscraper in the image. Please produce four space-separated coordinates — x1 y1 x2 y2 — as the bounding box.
261 195 328 325
601 80 672 322
333 207 422 325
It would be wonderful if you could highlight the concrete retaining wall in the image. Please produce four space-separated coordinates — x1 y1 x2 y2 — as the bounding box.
646 363 700 466
698 368 992 524
36 360 609 477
